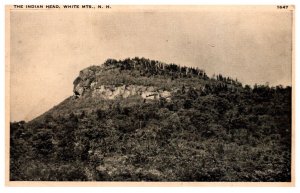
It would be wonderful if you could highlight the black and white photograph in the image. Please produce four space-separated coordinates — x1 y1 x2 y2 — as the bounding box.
6 5 294 185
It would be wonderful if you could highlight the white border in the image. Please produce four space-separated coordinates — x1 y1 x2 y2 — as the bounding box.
1 0 299 193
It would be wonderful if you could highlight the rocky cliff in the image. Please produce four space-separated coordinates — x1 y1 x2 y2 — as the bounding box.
73 68 171 101
73 64 174 101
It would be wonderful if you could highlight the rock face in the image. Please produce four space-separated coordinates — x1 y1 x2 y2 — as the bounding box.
73 67 172 101
91 85 171 101
75 83 171 101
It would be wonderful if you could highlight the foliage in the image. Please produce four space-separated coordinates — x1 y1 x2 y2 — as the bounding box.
10 58 291 181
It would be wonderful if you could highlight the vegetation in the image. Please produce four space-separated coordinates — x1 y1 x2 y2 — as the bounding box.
10 58 291 181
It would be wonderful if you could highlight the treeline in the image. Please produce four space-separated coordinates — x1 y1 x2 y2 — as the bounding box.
102 58 253 89
104 57 209 79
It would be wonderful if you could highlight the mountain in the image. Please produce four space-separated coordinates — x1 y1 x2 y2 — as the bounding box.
10 57 292 181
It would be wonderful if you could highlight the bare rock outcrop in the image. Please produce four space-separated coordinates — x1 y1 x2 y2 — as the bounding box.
73 67 172 101
91 84 171 101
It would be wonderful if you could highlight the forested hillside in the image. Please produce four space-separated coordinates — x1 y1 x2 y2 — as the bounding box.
10 58 291 181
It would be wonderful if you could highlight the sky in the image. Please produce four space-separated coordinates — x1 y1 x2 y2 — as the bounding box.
9 6 293 121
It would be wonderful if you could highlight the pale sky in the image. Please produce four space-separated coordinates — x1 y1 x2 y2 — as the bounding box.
9 6 293 121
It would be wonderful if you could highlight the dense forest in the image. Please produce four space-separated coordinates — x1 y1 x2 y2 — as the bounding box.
10 57 291 181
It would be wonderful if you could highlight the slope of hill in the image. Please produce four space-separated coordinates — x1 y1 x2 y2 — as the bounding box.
10 57 291 181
